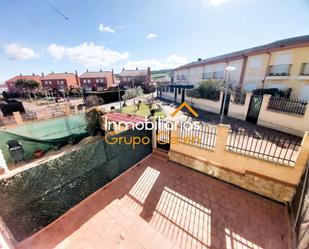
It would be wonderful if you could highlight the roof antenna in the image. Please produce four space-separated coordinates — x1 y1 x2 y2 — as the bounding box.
42 0 69 21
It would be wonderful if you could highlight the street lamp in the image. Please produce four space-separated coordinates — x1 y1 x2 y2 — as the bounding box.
220 66 236 123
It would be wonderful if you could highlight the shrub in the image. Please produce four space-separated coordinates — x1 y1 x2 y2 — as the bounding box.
252 88 292 98
188 81 221 101
231 86 246 105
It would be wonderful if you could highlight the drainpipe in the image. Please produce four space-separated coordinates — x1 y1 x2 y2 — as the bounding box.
293 160 309 231
262 51 272 90
239 55 248 88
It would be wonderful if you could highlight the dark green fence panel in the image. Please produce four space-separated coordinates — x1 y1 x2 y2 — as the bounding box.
0 128 152 242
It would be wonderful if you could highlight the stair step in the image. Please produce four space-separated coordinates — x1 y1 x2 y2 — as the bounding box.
152 148 169 161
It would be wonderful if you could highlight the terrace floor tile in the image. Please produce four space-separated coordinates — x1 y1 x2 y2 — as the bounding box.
17 154 290 249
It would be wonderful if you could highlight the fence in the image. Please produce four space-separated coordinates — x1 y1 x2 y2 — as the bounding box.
169 123 309 203
267 97 308 116
226 129 302 166
177 123 217 150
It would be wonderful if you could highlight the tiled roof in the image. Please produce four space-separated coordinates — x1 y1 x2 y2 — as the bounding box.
119 70 148 77
42 73 76 80
5 75 42 83
80 71 112 78
104 113 146 126
177 35 309 70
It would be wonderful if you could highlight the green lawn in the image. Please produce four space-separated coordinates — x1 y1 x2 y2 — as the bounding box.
120 103 166 118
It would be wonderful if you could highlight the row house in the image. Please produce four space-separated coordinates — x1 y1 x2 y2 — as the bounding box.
79 70 114 92
174 35 309 99
41 72 79 90
119 67 151 90
5 74 43 93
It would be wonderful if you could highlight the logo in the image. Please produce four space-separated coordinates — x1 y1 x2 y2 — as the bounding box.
171 102 199 118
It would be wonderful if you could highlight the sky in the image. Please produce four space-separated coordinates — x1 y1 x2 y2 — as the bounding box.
0 0 309 82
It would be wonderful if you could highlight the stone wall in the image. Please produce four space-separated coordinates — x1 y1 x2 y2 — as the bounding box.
169 150 295 203
0 129 152 242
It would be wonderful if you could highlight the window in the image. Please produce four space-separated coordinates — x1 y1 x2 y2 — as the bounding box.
83 79 87 83
275 52 292 64
87 79 91 83
49 81 52 84
243 82 256 91
61 80 64 85
249 57 262 69
268 83 285 90
178 88 181 94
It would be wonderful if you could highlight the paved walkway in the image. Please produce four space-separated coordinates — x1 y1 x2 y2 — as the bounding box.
157 99 300 138
17 155 290 249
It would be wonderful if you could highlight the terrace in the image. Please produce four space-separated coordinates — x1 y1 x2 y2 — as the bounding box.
16 155 290 249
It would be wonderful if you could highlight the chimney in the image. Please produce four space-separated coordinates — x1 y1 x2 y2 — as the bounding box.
41 72 44 77
111 69 115 85
197 58 202 62
51 71 54 74
100 69 102 72
65 71 67 74
122 67 125 71
20 73 22 76
86 69 88 72
75 70 80 86
32 73 35 76
136 67 138 70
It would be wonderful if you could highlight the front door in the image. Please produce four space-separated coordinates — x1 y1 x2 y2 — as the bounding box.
181 89 185 103
246 95 263 124
220 93 231 116
174 88 177 102
156 120 171 151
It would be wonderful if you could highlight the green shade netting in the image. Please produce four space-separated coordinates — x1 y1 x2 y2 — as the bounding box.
0 114 88 163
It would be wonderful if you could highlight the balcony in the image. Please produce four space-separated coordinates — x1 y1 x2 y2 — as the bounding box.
213 71 224 80
266 64 291 79
202 72 212 80
176 75 187 81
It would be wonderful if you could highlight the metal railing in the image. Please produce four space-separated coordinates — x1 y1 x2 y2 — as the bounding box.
268 97 308 116
176 75 187 80
267 64 291 76
226 129 302 165
178 123 217 150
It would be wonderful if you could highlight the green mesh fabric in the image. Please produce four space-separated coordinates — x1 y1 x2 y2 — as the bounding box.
0 114 88 163
0 129 152 242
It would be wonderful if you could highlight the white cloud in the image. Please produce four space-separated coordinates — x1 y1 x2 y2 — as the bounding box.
123 54 187 70
99 23 115 33
4 43 40 60
204 0 229 7
47 42 129 67
146 33 157 39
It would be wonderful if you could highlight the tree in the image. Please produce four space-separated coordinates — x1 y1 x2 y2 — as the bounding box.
15 79 40 100
122 87 144 106
85 95 104 107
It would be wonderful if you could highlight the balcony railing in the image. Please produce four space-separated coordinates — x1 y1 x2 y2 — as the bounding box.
300 63 309 76
267 64 291 76
213 71 224 80
202 72 212 80
176 75 187 80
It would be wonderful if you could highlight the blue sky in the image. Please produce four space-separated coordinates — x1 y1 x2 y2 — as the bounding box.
0 0 309 82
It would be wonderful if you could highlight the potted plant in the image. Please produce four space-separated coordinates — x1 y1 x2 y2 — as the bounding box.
34 149 44 158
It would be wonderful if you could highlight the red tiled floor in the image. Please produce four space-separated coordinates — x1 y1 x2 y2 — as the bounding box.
17 155 290 249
